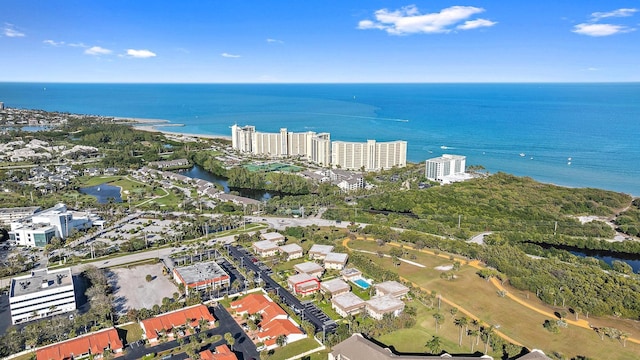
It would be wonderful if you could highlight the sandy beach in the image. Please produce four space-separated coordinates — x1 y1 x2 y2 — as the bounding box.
117 116 232 141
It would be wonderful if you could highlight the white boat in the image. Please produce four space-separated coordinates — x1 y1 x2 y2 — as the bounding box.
568 157 572 161
97 187 101 191
567 161 571 165
441 145 449 150
519 153 525 157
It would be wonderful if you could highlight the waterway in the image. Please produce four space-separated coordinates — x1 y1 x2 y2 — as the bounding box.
178 165 274 201
78 183 122 203
534 243 640 273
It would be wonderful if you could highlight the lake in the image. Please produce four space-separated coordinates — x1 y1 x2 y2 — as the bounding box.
78 183 122 203
178 165 274 201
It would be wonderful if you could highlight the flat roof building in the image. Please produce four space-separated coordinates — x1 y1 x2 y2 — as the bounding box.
172 261 230 296
324 252 349 270
340 268 362 281
375 281 410 299
287 273 321 296
0 206 40 226
308 244 334 260
331 292 366 318
252 239 280 257
294 262 325 278
321 278 351 297
365 295 405 320
425 154 469 184
278 243 304 260
260 232 285 244
332 140 407 171
10 267 76 325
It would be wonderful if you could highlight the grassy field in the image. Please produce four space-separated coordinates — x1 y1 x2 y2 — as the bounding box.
244 162 303 173
262 337 324 360
348 240 640 359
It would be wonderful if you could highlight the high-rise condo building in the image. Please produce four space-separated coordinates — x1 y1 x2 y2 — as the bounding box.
331 140 407 171
425 154 466 181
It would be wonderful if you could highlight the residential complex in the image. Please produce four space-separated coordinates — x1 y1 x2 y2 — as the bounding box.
8 203 99 247
140 304 216 343
231 124 406 170
36 327 124 360
331 139 407 171
231 125 332 166
425 154 468 183
9 268 76 325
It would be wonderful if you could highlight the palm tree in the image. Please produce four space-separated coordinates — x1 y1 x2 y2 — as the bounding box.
224 332 235 351
425 335 442 354
468 329 479 352
432 313 444 333
276 334 287 347
454 317 469 346
481 326 495 354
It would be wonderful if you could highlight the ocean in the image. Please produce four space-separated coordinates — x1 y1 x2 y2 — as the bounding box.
1 83 639 196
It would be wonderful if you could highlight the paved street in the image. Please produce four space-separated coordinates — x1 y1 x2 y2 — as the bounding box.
225 244 337 335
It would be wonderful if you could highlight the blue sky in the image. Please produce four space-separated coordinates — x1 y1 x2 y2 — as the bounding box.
1 1 639 82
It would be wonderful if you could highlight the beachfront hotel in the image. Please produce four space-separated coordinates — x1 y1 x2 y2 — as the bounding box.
231 124 332 166
331 139 407 171
230 124 406 170
425 154 467 183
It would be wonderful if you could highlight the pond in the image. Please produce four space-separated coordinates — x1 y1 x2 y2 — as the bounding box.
178 165 275 201
79 183 122 204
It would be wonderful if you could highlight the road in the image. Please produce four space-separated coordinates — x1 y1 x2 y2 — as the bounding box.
225 244 337 335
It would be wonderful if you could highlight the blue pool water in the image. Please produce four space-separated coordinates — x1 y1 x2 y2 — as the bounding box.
352 278 371 289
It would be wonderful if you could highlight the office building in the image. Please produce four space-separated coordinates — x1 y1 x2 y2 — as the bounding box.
9 203 96 247
172 261 230 296
9 268 76 325
0 206 40 226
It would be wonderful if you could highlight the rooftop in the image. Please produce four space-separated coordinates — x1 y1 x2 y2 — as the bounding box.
340 267 362 277
253 239 279 251
375 281 410 295
366 295 404 312
294 262 324 274
332 292 365 309
309 244 334 254
173 261 229 285
288 272 317 284
278 243 303 253
11 268 73 298
321 278 350 293
261 232 285 242
36 327 123 360
324 252 349 264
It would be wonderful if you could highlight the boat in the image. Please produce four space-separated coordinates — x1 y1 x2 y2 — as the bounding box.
97 187 101 191
568 157 572 161
567 161 571 166
441 145 449 150
519 153 525 157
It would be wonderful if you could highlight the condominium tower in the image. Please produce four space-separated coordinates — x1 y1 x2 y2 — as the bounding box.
425 154 466 181
331 140 407 171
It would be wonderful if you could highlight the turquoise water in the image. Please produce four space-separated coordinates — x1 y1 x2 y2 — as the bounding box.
352 278 371 289
1 83 639 195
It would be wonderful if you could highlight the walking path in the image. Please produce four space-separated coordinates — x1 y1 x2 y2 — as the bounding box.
343 236 640 348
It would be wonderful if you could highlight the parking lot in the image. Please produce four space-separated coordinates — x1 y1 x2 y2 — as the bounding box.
108 263 178 315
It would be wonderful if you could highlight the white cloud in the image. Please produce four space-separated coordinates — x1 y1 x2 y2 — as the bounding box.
357 5 496 35
591 8 637 21
572 23 633 36
456 18 497 30
266 38 284 44
68 42 87 48
3 23 25 37
85 46 112 55
221 52 241 58
126 49 157 58
43 39 64 46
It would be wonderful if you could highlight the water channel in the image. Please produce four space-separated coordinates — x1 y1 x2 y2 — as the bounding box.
534 242 640 273
178 165 274 202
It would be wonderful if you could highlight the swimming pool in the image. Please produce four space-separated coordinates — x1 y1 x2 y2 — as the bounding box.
352 278 371 289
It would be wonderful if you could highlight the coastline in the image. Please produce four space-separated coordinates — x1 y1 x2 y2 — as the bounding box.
117 116 232 141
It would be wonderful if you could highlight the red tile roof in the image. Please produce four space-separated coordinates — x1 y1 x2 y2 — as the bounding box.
213 344 238 360
258 318 303 342
140 304 215 341
36 328 123 360
230 293 271 314
200 349 215 360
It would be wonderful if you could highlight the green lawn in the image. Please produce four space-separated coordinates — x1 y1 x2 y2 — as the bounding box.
261 337 323 360
119 323 144 344
348 240 640 360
